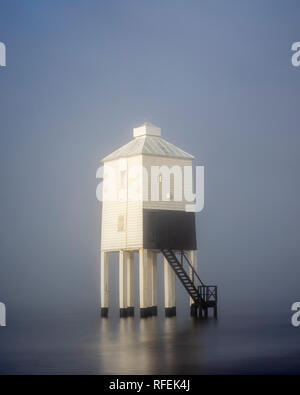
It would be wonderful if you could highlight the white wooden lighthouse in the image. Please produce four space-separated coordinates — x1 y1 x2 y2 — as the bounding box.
99 122 217 318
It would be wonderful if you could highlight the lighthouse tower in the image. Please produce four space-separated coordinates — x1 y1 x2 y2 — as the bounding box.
99 122 217 318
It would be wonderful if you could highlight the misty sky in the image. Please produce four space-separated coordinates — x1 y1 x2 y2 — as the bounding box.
0 0 300 318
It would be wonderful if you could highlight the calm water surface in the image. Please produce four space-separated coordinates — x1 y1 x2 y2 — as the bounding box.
0 309 299 374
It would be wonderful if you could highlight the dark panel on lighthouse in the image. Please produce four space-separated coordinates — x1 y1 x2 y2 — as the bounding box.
143 209 197 250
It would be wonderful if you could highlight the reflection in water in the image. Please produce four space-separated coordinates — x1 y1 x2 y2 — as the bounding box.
1 311 300 374
98 315 211 374
97 312 300 375
99 317 162 374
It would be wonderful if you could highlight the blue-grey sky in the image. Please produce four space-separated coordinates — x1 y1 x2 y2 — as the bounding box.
0 0 300 317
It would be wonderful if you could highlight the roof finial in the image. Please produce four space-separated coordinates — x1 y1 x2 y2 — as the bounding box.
133 122 161 138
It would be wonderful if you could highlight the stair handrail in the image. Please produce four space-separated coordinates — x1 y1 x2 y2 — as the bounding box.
181 251 205 287
161 249 201 303
162 249 218 307
198 285 218 303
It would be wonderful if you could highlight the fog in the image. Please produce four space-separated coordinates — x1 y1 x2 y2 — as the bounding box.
0 0 300 321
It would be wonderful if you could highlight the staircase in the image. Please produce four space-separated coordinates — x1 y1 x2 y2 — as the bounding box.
161 249 217 317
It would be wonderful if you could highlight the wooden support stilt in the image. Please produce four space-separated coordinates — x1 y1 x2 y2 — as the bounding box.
126 252 134 316
164 256 176 317
214 305 218 319
199 306 203 318
150 251 158 315
139 249 152 318
190 303 197 317
100 250 109 317
119 250 128 317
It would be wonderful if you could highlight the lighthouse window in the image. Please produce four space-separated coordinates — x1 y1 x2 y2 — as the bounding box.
118 215 125 231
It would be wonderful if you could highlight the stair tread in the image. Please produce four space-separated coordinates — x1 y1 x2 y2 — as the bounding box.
163 249 205 301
